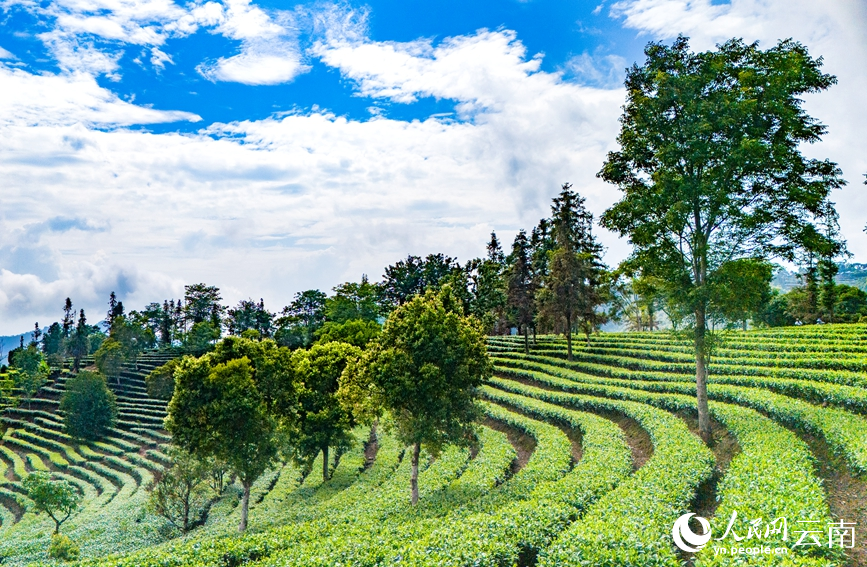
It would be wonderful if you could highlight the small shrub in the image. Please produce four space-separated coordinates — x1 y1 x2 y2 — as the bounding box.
48 533 80 561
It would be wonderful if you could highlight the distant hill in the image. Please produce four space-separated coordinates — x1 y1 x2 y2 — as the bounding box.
772 262 867 292
0 332 35 364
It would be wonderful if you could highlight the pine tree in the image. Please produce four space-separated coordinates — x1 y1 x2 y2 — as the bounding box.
62 298 74 339
537 184 607 359
506 230 535 354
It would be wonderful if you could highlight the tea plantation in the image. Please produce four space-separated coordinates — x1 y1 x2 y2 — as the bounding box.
1 325 866 566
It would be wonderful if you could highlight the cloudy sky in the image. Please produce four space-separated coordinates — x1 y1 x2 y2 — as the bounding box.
0 0 865 334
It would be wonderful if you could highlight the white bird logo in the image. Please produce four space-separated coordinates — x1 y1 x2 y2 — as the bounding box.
672 513 712 553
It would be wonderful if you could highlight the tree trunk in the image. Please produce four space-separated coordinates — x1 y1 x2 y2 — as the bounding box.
322 446 330 481
523 325 529 355
742 319 747 331
410 442 421 506
238 480 251 532
695 305 712 444
565 314 573 361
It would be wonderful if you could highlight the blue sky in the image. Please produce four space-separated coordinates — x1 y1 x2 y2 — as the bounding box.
1 0 643 130
0 0 865 333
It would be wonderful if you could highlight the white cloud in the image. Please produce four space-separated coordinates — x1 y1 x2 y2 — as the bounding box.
149 46 172 69
564 51 627 88
198 48 306 85
0 64 201 126
610 0 867 261
197 0 308 85
0 46 15 59
0 28 626 333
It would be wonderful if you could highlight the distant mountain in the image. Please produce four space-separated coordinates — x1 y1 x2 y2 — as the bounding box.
772 262 867 292
0 332 35 364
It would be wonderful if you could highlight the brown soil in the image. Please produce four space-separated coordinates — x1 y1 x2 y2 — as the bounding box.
482 416 536 475
562 424 583 464
798 430 867 567
589 407 654 471
678 412 741 520
0 493 24 523
491 374 652 470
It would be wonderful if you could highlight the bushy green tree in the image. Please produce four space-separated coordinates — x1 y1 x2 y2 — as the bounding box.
227 298 274 337
599 37 845 441
147 446 210 533
326 277 382 323
23 472 82 534
275 290 327 349
183 321 220 356
315 320 380 348
59 371 117 440
339 285 490 505
146 358 182 400
167 356 278 532
291 342 361 481
381 253 460 308
183 283 225 329
10 343 49 408
94 338 125 384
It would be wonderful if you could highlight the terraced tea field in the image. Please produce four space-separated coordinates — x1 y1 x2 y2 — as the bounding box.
2 325 866 566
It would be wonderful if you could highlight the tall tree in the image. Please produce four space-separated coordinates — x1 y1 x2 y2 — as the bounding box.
339 285 490 505
184 284 224 329
486 231 505 265
62 298 74 339
291 342 362 481
599 37 846 441
536 184 607 358
506 230 535 353
71 310 89 371
167 356 278 532
276 290 327 349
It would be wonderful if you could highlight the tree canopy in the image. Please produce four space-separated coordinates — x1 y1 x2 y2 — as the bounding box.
599 36 846 440
339 285 490 505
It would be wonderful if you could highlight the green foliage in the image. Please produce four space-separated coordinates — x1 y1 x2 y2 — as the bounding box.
147 446 210 533
275 290 327 349
326 277 382 323
183 283 224 327
145 358 182 400
506 229 535 348
227 298 273 337
340 285 490 504
290 342 362 480
599 37 845 440
48 533 81 561
23 471 82 534
166 352 279 531
94 338 125 382
9 343 50 406
380 253 461 308
59 370 118 440
315 319 380 348
183 321 220 356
